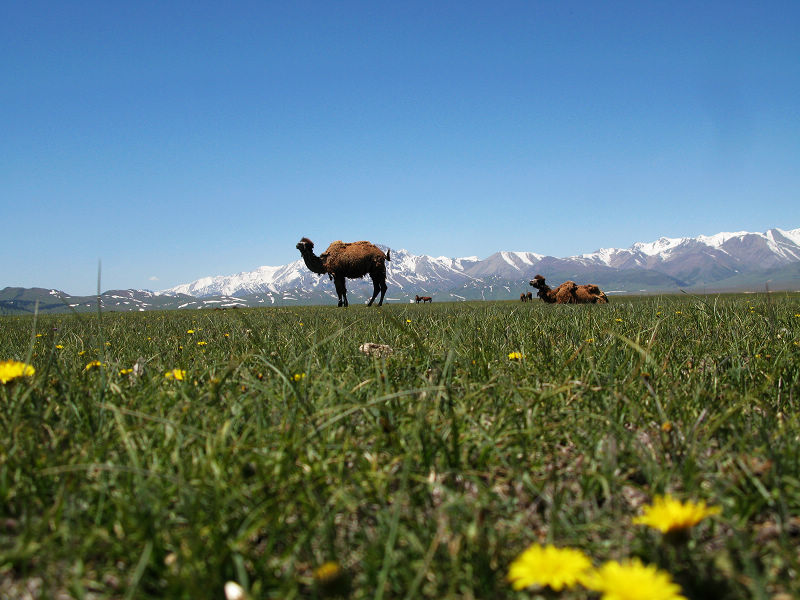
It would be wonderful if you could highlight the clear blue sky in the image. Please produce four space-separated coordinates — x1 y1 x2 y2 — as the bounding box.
3 1 799 295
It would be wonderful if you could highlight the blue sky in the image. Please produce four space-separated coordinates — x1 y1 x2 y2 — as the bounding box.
3 1 799 295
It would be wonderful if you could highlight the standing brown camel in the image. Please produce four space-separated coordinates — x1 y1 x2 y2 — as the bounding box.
530 275 608 304
415 295 432 303
296 238 390 307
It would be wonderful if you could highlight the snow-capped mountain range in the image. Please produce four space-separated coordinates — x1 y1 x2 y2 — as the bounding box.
3 227 798 315
159 227 800 303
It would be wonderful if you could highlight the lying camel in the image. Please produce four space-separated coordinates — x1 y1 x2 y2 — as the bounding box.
529 274 608 304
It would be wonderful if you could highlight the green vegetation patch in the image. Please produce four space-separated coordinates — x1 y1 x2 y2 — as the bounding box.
1 294 799 598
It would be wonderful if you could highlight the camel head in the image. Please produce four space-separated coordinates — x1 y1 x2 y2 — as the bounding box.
530 275 547 291
296 237 315 255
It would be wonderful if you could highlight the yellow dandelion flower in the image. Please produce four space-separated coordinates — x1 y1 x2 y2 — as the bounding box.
187 329 195 334
0 360 35 384
633 494 720 534
406 319 412 323
119 368 133 375
313 561 342 583
507 544 592 591
55 344 64 349
615 318 623 322
795 314 800 318
197 341 208 346
35 333 43 338
299 322 304 326
583 558 686 600
661 422 672 433
585 338 595 343
292 373 306 382
508 352 524 360
105 341 111 346
675 311 682 315
84 361 105 371
78 350 87 356
164 369 186 381
224 333 230 337
656 311 662 316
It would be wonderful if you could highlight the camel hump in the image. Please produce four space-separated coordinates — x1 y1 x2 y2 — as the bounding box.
386 248 390 261
584 284 601 294
562 280 577 289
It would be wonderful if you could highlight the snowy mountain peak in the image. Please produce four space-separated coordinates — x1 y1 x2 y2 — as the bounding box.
159 226 800 300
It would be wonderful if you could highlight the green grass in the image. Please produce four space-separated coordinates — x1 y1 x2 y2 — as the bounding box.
1 294 799 599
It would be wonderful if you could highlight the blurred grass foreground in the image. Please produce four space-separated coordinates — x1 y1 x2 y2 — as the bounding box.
1 293 799 599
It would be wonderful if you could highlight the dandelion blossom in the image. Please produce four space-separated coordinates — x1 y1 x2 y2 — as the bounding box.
508 352 524 360
507 544 592 591
187 329 195 334
313 561 342 583
615 318 623 322
0 360 35 384
583 558 686 600
633 494 720 534
84 361 105 371
55 345 64 349
197 341 207 346
164 369 186 381
119 368 133 375
292 373 306 382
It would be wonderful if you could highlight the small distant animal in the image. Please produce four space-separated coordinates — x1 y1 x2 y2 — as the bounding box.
296 238 390 307
415 295 432 303
530 274 608 304
519 292 533 302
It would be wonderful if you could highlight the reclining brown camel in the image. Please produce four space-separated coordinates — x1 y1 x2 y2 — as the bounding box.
529 274 608 304
415 295 432 303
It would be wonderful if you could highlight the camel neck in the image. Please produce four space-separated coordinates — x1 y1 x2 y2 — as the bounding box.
300 252 327 275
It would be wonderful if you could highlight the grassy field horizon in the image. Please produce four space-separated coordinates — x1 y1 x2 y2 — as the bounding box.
2 293 799 599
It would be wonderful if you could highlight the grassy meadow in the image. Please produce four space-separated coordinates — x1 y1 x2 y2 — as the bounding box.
1 293 800 599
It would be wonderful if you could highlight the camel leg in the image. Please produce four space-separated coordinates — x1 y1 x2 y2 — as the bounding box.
367 275 380 306
368 272 387 306
334 275 348 307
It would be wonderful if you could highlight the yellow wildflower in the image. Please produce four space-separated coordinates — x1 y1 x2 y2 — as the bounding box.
508 352 524 360
675 311 682 315
585 338 595 343
661 422 672 433
633 494 720 534
78 350 87 356
164 369 186 381
292 373 306 382
84 361 105 371
197 341 208 346
119 368 133 375
313 561 342 583
615 318 623 322
187 329 195 334
507 544 592 591
313 561 348 594
55 345 64 349
583 558 686 600
0 360 35 384
35 333 43 338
